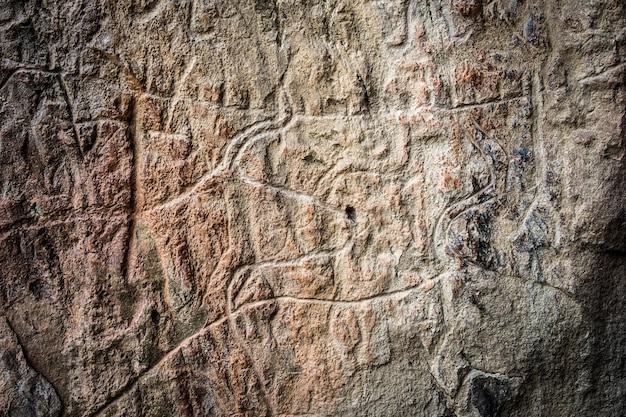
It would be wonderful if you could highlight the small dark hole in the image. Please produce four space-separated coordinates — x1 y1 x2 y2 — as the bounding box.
150 310 160 325
345 206 356 221
28 280 44 300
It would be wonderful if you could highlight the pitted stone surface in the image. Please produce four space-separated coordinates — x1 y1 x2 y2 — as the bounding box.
0 1 625 416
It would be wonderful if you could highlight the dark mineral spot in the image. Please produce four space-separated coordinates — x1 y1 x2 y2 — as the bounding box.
469 373 511 417
345 205 356 221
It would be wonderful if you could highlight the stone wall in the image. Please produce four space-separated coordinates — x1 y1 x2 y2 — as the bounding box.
0 1 624 416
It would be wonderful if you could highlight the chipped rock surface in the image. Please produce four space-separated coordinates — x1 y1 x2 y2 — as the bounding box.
0 1 625 416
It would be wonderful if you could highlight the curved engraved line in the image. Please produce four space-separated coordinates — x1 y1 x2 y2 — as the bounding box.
239 176 348 219
237 282 426 309
91 99 525 415
146 98 524 214
93 100 521 414
92 264 420 417
145 116 283 212
134 0 168 25
222 93 296 416
433 119 508 266
225 278 275 414
223 97 363 414
0 68 19 91
91 95 293 417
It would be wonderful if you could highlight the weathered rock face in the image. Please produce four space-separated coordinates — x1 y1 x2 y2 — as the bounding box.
1 1 625 416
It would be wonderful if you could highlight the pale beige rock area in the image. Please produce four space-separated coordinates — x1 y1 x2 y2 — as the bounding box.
0 1 625 416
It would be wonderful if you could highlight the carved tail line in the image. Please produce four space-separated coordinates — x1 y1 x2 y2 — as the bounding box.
433 118 508 267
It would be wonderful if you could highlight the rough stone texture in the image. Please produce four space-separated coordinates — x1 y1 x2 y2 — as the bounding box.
0 317 62 417
0 1 625 416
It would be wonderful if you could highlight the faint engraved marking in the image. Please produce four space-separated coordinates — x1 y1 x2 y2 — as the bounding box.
164 57 197 132
578 62 626 86
134 0 169 25
2 316 64 412
56 73 83 158
433 117 509 268
121 97 141 285
90 90 534 414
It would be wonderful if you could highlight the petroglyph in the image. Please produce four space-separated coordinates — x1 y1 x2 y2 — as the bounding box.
1 0 625 416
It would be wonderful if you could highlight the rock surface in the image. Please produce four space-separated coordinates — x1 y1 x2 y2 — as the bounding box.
0 0 625 416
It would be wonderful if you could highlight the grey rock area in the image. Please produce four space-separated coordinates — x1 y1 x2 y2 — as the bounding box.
0 0 625 416
0 317 62 417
